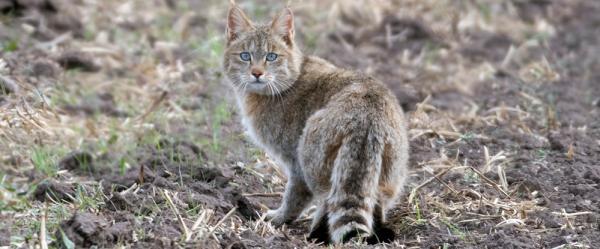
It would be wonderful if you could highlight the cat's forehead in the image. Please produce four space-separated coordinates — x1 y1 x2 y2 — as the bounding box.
234 25 285 51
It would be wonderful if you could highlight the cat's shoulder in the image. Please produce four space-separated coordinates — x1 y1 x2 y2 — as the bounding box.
301 56 338 74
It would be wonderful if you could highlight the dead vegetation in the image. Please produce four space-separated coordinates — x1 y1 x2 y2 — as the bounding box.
1 0 599 248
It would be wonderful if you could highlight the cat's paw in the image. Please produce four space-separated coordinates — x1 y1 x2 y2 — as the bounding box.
264 209 288 227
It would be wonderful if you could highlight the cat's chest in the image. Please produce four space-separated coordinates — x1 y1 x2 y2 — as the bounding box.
241 93 308 155
243 104 292 146
245 115 303 173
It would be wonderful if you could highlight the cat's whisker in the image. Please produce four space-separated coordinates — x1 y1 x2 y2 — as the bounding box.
267 82 276 101
269 79 284 103
239 80 249 94
275 81 286 102
233 81 242 92
270 81 282 101
234 81 244 93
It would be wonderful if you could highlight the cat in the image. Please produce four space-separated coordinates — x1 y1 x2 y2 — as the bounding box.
223 2 409 244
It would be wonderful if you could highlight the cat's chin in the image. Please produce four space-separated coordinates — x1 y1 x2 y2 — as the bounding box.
234 81 292 96
238 82 271 95
247 82 266 89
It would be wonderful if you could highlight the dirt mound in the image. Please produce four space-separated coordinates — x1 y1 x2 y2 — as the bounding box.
47 139 271 248
56 51 100 72
2 0 83 39
62 93 128 118
0 76 18 102
32 180 75 203
54 212 133 248
58 151 94 173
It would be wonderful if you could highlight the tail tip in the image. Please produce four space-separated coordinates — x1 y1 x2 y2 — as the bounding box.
309 222 396 245
331 222 371 244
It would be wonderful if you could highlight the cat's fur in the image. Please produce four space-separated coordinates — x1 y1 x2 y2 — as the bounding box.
223 3 408 244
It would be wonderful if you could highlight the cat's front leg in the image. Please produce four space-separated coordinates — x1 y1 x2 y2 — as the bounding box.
265 173 312 226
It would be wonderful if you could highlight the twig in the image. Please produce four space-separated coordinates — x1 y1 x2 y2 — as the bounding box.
566 143 575 160
501 45 516 68
498 164 508 192
550 211 593 217
242 192 282 198
191 209 212 232
430 172 459 194
469 167 511 199
138 165 145 184
385 23 392 49
198 207 238 241
35 32 72 50
457 217 498 223
559 208 574 229
137 91 169 121
550 242 589 249
495 218 525 228
553 209 592 230
163 190 191 240
409 165 455 203
187 209 213 242
120 183 138 195
485 106 530 115
40 205 48 249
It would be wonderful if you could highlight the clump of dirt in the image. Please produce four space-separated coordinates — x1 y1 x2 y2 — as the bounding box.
62 93 129 117
29 58 60 78
54 212 133 248
32 180 75 203
5 0 84 39
0 76 18 98
58 151 94 174
460 31 514 62
513 0 554 22
0 0 24 15
0 50 65 91
56 51 100 72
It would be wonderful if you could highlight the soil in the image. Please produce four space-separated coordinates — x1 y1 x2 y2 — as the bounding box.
55 51 100 72
1 0 599 248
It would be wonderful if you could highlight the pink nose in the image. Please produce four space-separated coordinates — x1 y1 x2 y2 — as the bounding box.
251 69 264 79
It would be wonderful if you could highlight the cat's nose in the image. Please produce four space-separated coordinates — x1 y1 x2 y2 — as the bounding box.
251 68 264 79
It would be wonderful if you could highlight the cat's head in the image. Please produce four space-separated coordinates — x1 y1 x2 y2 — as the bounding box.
223 3 303 95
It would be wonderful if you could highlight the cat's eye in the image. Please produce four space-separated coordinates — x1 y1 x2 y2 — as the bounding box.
240 52 251 61
266 52 278 62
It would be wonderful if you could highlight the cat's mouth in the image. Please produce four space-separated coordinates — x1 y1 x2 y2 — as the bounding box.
241 80 269 93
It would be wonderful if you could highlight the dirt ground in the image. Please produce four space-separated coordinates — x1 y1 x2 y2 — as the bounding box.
1 0 599 248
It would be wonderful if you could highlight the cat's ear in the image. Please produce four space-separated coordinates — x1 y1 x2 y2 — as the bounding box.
227 2 253 44
271 7 295 47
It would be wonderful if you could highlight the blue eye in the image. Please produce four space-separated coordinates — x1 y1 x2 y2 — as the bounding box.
266 52 278 62
240 52 251 61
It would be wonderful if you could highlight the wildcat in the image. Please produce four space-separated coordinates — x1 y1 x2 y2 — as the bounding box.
223 2 408 244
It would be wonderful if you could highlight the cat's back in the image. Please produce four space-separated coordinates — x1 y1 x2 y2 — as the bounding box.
295 56 401 114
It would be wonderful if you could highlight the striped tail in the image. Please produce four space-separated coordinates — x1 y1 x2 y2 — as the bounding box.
326 127 383 243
